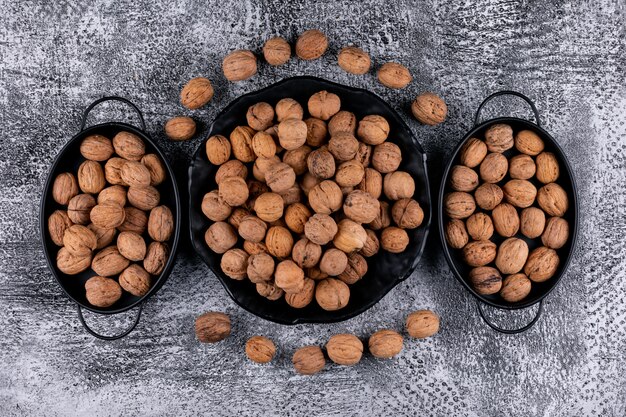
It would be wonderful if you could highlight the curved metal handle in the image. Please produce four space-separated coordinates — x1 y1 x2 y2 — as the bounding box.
80 96 146 131
474 90 541 127
477 300 543 334
77 303 144 341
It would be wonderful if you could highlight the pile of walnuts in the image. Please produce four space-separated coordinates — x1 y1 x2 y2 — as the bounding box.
444 124 570 302
201 90 425 311
47 132 174 307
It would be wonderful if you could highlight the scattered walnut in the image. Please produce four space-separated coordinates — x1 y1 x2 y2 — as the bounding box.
263 37 291 66
180 77 214 109
337 46 371 75
406 310 440 339
411 92 447 126
377 62 412 89
326 334 363 365
368 329 403 358
164 116 196 141
245 336 276 363
195 311 231 343
222 49 257 81
295 29 328 60
292 345 325 375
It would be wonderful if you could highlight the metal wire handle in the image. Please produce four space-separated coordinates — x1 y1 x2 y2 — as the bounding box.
474 90 541 127
80 96 146 131
77 303 144 341
476 300 543 334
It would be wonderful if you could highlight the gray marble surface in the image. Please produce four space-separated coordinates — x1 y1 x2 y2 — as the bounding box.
1 1 625 416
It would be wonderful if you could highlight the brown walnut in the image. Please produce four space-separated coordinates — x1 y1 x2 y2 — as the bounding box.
222 50 257 81
484 123 514 153
368 329 403 359
459 138 488 168
377 62 412 89
119 264 151 297
411 92 447 126
295 29 328 60
85 276 122 308
195 311 231 343
315 278 350 311
406 310 440 339
469 266 502 295
245 336 277 363
338 46 371 75
80 135 113 161
263 37 291 66
326 334 363 366
495 237 529 274
112 131 145 161
180 77 214 109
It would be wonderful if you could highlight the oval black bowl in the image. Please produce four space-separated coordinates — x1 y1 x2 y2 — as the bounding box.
438 91 579 333
189 76 431 325
40 97 181 339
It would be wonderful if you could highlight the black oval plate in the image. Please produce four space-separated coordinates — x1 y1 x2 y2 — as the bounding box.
438 117 579 310
40 122 182 315
189 76 431 325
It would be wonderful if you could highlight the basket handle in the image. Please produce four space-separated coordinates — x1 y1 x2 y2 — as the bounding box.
474 91 541 128
80 96 146 131
77 303 144 341
476 300 543 334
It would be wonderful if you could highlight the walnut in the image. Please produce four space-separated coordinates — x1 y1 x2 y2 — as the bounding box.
449 165 479 192
338 46 371 75
118 207 148 234
48 210 73 246
56 247 91 275
180 77 214 110
52 172 79 205
119 264 151 296
500 273 532 302
484 123 514 153
98 185 127 207
343 190 380 223
328 111 356 136
304 213 338 245
245 336 276 363
120 160 151 188
117 231 146 261
469 266 502 295
406 310 440 339
304 117 328 147
205 221 237 254
368 329 403 359
247 102 275 131
265 226 294 259
263 37 291 66
216 160 248 184
85 276 122 308
300 172 321 196
308 180 343 214
292 345 325 375
515 130 544 156
230 126 256 163
326 334 363 366
246 252 275 283
459 137 488 168
391 198 424 229
201 191 232 222
238 215 267 243
91 246 130 276
524 246 559 282
535 152 560 184
307 148 336 179
221 248 249 280
222 49 257 81
291 238 321 269
315 278 350 311
256 281 284 300
253 155 280 182
444 191 475 219
479 153 508 183
275 98 304 122
537 183 568 216
63 224 97 256
68 194 96 224
80 135 113 161
218 176 249 207
90 202 126 229
377 62 412 89
308 90 341 121
508 154 536 180
254 192 284 222
355 143 372 167
337 253 368 284
112 131 145 161
356 168 382 199
474 183 503 211
328 132 359 161
445 219 469 249
206 135 232 166
283 146 311 175
249 132 276 159
277 119 307 151
411 92 447 126
274 259 305 293
368 200 391 231
381 226 409 253
320 248 348 276
492 203 520 237
127 186 160 211
295 29 328 60
542 217 569 249
383 171 415 200
520 207 546 239
357 115 390 145
285 278 315 308
463 240 497 267
495 237 529 274
283 203 311 234
243 240 268 255
144 242 169 275
334 219 368 253
195 312 231 343
164 116 196 141
372 142 402 173
503 179 537 208
465 212 493 241
77 160 106 194
104 158 128 185
263 162 296 194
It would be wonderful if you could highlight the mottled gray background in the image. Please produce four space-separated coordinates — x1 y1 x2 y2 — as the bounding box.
1 0 625 416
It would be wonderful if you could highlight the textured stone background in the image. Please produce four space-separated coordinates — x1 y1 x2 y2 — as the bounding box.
1 0 625 416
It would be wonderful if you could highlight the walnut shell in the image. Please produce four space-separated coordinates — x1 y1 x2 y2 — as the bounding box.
85 276 122 307
520 207 546 239
221 248 249 280
406 310 440 339
265 226 294 259
293 345 325 375
515 130 544 156
195 311 231 343
326 334 363 365
77 160 106 194
383 171 415 200
164 116 196 141
444 192 476 219
337 253 368 284
535 152 560 184
238 215 267 243
90 203 126 229
377 62 412 89
308 90 341 121
381 226 409 253
275 98 304 122
275 260 305 293
246 252 275 283
91 245 130 277
48 210 73 246
320 248 348 276
328 111 356 137
524 246 559 282
98 185 127 207
104 158 127 185
304 213 338 245
474 183 503 211
245 102 274 132
277 119 307 151
285 277 315 308
462 240 497 267
334 160 363 188
305 117 328 147
243 240 268 256
216 160 248 185
256 280 284 300
118 207 148 234
206 135 232 166
147 206 173 243
263 37 291 66
307 148 336 179
120 160 151 188
372 142 401 173
68 194 96 225
308 180 343 214
368 200 391 231
411 92 447 126
205 221 237 254
315 278 350 311
469 266 502 295
343 190 380 224
218 176 249 207
245 336 276 363
295 29 328 60
368 329 403 359
253 155 280 182
264 162 296 193
333 219 367 253
338 46 371 75
144 241 169 275
222 49 257 81
56 247 91 275
537 183 568 216
508 154 536 180
250 131 276 159
541 217 569 249
63 224 97 256
484 123 514 153
495 237 529 274
119 264 151 296
230 126 256 163
127 186 160 211
492 203 520 237
465 212 493 241
283 203 311 235
80 135 114 161
52 172 79 205
291 238 322 269
117 231 146 262
254 192 284 222
459 138 488 168
449 165 479 192
112 131 145 161
328 132 359 161
479 153 508 183
500 273 532 302
503 179 537 208
390 198 424 230
355 143 372 168
201 191 232 222
180 77 214 110
357 168 383 199
357 115 389 145
445 219 469 249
